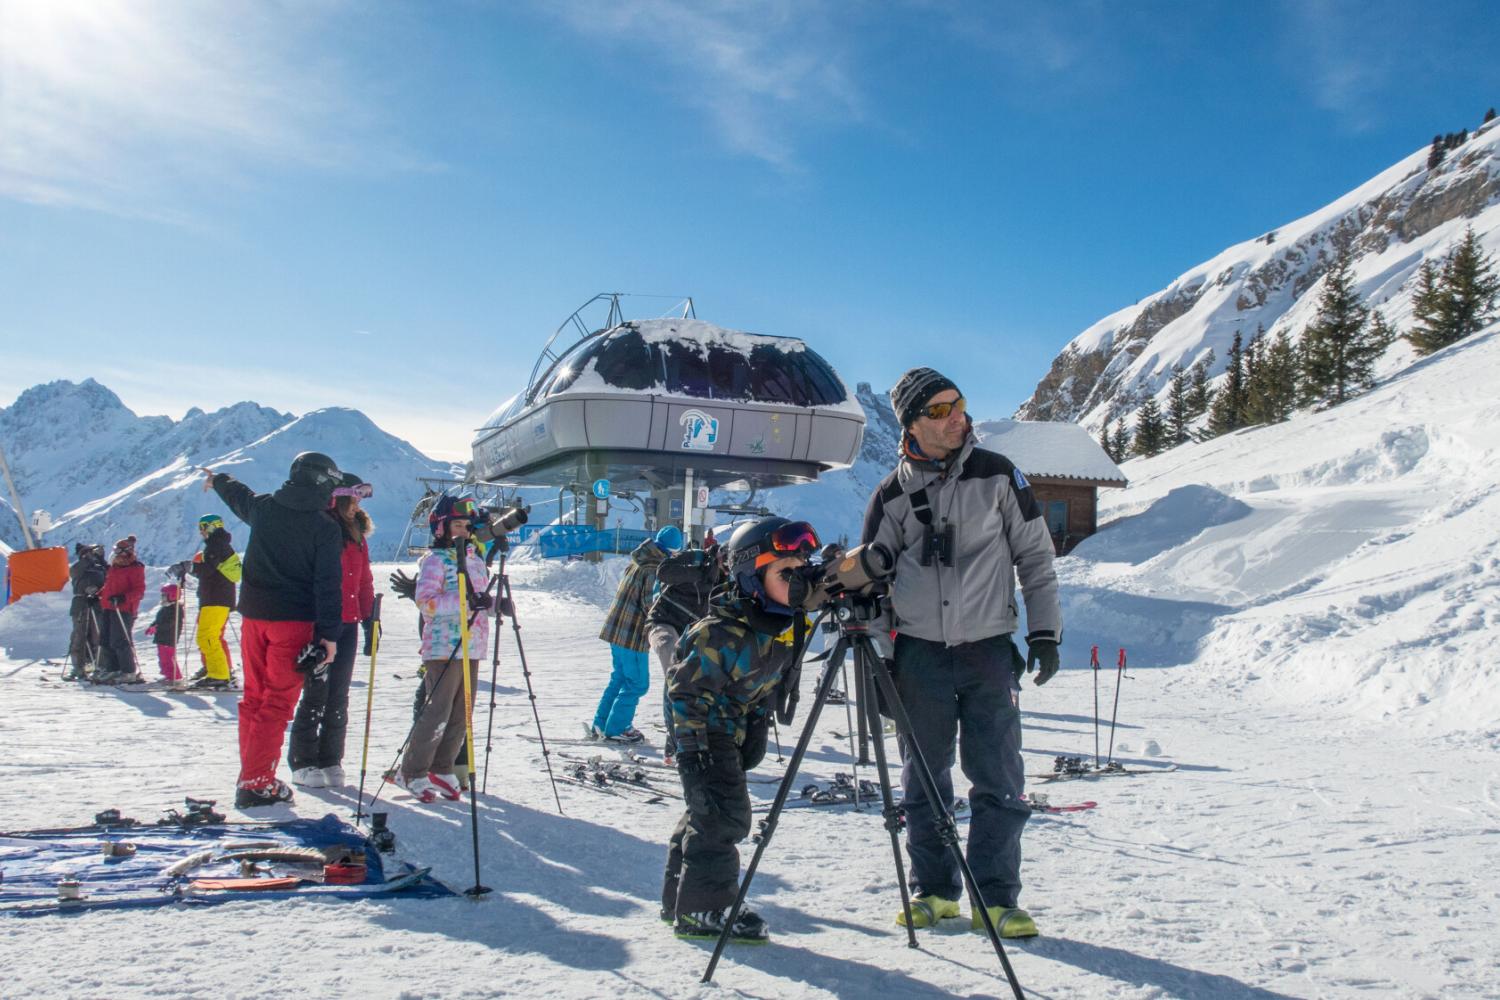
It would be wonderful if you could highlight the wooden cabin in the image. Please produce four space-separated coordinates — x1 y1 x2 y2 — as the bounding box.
975 420 1127 555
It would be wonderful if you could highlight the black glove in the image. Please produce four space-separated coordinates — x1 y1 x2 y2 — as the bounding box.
676 748 712 777
361 618 376 656
1026 639 1060 686
389 570 416 602
168 560 192 579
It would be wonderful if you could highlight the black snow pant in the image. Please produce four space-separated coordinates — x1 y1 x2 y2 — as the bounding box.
68 605 101 676
96 609 138 675
288 621 358 771
662 725 766 917
893 632 1029 908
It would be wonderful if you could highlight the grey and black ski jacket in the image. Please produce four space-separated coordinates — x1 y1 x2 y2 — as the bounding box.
860 432 1061 646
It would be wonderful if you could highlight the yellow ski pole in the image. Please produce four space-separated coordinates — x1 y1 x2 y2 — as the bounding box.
456 539 491 899
354 593 383 823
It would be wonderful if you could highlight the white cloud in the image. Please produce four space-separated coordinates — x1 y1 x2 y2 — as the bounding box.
0 0 421 217
543 0 866 170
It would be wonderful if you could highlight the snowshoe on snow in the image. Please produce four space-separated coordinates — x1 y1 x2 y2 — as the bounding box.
192 676 237 691
972 904 1038 939
603 727 646 745
235 780 294 809
674 908 769 943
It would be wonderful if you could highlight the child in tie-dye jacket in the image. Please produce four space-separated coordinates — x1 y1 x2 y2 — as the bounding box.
396 496 492 803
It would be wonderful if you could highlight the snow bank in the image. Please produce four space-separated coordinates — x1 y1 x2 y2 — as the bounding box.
1059 325 1500 742
0 591 72 659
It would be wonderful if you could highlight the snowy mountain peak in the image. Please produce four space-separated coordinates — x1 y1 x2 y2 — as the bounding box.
1018 115 1500 432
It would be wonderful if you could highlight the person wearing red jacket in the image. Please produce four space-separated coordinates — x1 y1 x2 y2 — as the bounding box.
95 535 146 682
288 472 375 789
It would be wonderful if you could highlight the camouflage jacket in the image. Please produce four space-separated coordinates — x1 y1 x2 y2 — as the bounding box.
667 594 809 754
598 540 669 651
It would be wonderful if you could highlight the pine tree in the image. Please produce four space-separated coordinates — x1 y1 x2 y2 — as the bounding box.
1367 310 1397 353
1405 259 1449 355
1245 331 1300 424
1301 234 1380 406
1485 108 1497 124
1443 226 1500 341
1132 396 1165 458
1098 426 1115 463
1406 229 1500 356
1188 351 1214 418
1166 364 1191 447
1111 417 1131 462
1205 332 1246 437
1428 135 1445 170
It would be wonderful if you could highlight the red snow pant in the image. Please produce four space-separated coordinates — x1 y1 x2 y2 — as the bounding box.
237 618 314 790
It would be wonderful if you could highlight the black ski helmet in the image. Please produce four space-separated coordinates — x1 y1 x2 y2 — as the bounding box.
726 516 820 595
288 451 342 490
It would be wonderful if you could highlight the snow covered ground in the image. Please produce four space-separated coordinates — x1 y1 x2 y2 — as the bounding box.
2 548 1496 998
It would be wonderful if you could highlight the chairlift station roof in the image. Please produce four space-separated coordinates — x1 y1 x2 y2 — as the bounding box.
472 318 866 491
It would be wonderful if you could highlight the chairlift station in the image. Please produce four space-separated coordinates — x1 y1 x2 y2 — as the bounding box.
470 294 865 536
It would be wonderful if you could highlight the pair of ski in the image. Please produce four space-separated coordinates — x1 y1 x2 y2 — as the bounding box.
557 759 679 805
1031 755 1179 784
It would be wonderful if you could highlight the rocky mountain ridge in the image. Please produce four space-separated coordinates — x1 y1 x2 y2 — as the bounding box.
1018 116 1500 432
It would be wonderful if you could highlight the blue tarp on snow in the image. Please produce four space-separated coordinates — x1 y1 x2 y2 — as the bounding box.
0 813 452 915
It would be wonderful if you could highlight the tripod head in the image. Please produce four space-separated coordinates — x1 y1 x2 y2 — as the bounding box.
821 588 889 634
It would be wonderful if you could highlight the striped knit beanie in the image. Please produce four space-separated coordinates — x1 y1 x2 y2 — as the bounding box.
890 367 960 428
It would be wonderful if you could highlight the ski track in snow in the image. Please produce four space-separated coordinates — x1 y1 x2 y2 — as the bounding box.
2 561 1496 999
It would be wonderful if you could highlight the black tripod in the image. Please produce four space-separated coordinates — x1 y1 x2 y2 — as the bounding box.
701 595 1026 998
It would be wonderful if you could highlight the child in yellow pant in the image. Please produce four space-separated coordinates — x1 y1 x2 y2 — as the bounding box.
197 603 234 680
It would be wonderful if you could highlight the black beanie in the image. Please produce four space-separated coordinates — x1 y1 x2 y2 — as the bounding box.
890 367 960 428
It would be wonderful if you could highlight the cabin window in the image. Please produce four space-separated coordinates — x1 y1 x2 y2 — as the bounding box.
593 331 657 390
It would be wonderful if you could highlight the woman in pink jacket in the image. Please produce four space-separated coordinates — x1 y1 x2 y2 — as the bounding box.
288 473 375 788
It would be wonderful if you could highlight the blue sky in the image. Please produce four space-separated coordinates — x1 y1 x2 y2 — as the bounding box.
2 0 1497 460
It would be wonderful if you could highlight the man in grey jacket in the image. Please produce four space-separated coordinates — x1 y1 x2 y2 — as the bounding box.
861 366 1061 938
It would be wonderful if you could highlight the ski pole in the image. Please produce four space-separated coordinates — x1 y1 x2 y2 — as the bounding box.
114 605 142 677
366 593 492 814
770 716 784 763
1091 644 1100 768
455 539 491 899
354 594 383 823
1106 647 1126 765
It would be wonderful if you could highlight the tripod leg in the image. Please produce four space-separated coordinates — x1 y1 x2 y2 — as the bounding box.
839 660 863 807
702 642 847 984
865 655 1026 1000
856 639 917 947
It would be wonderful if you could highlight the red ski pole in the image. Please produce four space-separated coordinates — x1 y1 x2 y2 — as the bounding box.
1106 648 1126 765
1091 645 1101 767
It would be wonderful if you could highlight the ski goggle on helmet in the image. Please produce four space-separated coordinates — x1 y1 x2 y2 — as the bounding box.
730 518 821 576
198 514 224 534
332 483 373 499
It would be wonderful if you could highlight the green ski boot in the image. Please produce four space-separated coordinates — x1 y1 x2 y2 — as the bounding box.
972 904 1038 938
896 894 961 927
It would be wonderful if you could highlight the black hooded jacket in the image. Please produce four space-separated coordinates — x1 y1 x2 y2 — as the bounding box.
191 526 238 609
211 474 343 641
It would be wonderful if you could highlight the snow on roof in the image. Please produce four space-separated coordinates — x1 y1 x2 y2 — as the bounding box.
973 419 1126 484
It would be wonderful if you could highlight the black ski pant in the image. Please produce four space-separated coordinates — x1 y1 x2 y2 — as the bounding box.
68 606 100 675
96 609 138 675
287 621 358 771
893 632 1029 908
663 728 764 917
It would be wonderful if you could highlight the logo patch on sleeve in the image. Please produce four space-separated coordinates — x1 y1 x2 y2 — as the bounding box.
1013 468 1030 492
